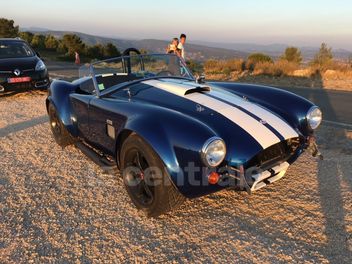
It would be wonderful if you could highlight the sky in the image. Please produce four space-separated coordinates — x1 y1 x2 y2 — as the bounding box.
2 0 352 49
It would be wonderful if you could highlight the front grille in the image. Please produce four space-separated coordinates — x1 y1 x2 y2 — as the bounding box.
0 68 35 76
247 138 301 169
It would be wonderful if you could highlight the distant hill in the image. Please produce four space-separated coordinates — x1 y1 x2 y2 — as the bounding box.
24 29 352 61
25 30 248 61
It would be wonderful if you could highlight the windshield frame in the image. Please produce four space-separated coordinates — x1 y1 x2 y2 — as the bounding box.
0 40 36 59
81 53 195 97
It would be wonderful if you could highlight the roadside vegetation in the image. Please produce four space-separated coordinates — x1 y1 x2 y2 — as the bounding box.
202 43 352 90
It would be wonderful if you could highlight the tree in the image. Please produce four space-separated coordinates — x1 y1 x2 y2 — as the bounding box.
248 53 273 64
0 18 19 38
56 41 68 54
102 43 121 58
312 43 333 67
86 44 104 59
61 34 85 56
31 34 46 49
45 35 59 50
18 31 34 43
247 53 273 71
281 47 302 64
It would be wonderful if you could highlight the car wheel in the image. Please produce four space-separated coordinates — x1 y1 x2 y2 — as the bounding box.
48 103 75 147
120 133 185 217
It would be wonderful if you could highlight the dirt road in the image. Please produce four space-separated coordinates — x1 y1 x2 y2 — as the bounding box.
0 92 351 263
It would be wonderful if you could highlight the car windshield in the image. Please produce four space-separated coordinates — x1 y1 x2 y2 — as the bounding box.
0 41 35 59
79 54 194 93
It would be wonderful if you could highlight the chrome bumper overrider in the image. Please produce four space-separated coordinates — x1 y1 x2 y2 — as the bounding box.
250 162 290 192
225 161 290 194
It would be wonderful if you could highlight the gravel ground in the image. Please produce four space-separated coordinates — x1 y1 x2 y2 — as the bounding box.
0 92 351 263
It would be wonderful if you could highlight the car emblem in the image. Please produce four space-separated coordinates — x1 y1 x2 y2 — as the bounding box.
260 119 268 125
196 104 205 112
14 69 21 76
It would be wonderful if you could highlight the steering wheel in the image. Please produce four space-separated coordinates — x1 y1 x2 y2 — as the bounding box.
123 48 141 56
156 70 174 77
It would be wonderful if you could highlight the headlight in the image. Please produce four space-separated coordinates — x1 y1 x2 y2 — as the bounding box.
35 60 46 71
201 137 226 167
307 106 322 130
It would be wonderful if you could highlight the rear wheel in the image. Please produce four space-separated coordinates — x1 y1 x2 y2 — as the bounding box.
48 103 75 147
120 134 185 217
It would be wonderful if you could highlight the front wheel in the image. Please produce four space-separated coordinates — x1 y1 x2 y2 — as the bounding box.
48 103 75 147
120 133 185 217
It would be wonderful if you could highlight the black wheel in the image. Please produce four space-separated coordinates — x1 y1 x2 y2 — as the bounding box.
48 103 75 147
120 133 185 217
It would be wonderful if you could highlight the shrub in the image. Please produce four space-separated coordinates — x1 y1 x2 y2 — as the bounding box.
311 43 333 68
31 34 46 49
248 52 273 63
45 35 59 50
254 60 299 77
204 59 245 75
280 47 302 64
18 31 34 43
187 60 204 75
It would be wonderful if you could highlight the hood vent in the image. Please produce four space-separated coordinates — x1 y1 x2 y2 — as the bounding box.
143 79 211 97
184 86 211 95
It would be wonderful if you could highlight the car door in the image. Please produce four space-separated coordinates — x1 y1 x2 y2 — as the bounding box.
86 95 128 156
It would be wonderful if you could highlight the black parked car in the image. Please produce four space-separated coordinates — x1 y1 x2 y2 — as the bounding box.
0 38 49 93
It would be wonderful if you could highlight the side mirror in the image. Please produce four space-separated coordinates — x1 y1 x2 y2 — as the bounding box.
196 74 206 84
36 51 41 58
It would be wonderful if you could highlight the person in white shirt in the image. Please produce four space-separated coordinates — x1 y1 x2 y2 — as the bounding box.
177 34 187 60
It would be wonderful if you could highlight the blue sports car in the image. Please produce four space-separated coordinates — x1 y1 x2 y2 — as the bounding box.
47 49 323 217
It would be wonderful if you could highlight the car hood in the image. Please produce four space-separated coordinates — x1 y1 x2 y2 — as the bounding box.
0 56 38 71
131 78 300 165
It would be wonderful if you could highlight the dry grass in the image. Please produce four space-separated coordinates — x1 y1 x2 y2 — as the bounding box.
205 58 352 91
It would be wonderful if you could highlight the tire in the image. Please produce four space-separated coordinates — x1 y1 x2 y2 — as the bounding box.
48 103 75 148
120 133 185 217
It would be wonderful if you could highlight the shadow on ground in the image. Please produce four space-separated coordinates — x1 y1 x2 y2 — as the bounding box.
237 72 352 263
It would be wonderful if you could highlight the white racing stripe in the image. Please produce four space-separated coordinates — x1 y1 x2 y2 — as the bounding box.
210 90 299 140
143 80 286 149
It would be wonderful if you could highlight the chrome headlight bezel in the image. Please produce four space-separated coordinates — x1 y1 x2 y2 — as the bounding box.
306 106 323 130
35 60 46 71
201 137 227 168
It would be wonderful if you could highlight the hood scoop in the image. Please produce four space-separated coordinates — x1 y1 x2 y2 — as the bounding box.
184 86 211 95
143 80 211 96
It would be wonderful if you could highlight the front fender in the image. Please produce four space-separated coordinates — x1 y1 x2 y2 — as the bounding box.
122 106 223 198
210 82 316 136
46 80 78 136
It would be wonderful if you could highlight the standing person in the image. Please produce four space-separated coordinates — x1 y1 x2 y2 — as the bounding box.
166 38 179 54
75 51 81 65
177 34 187 60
